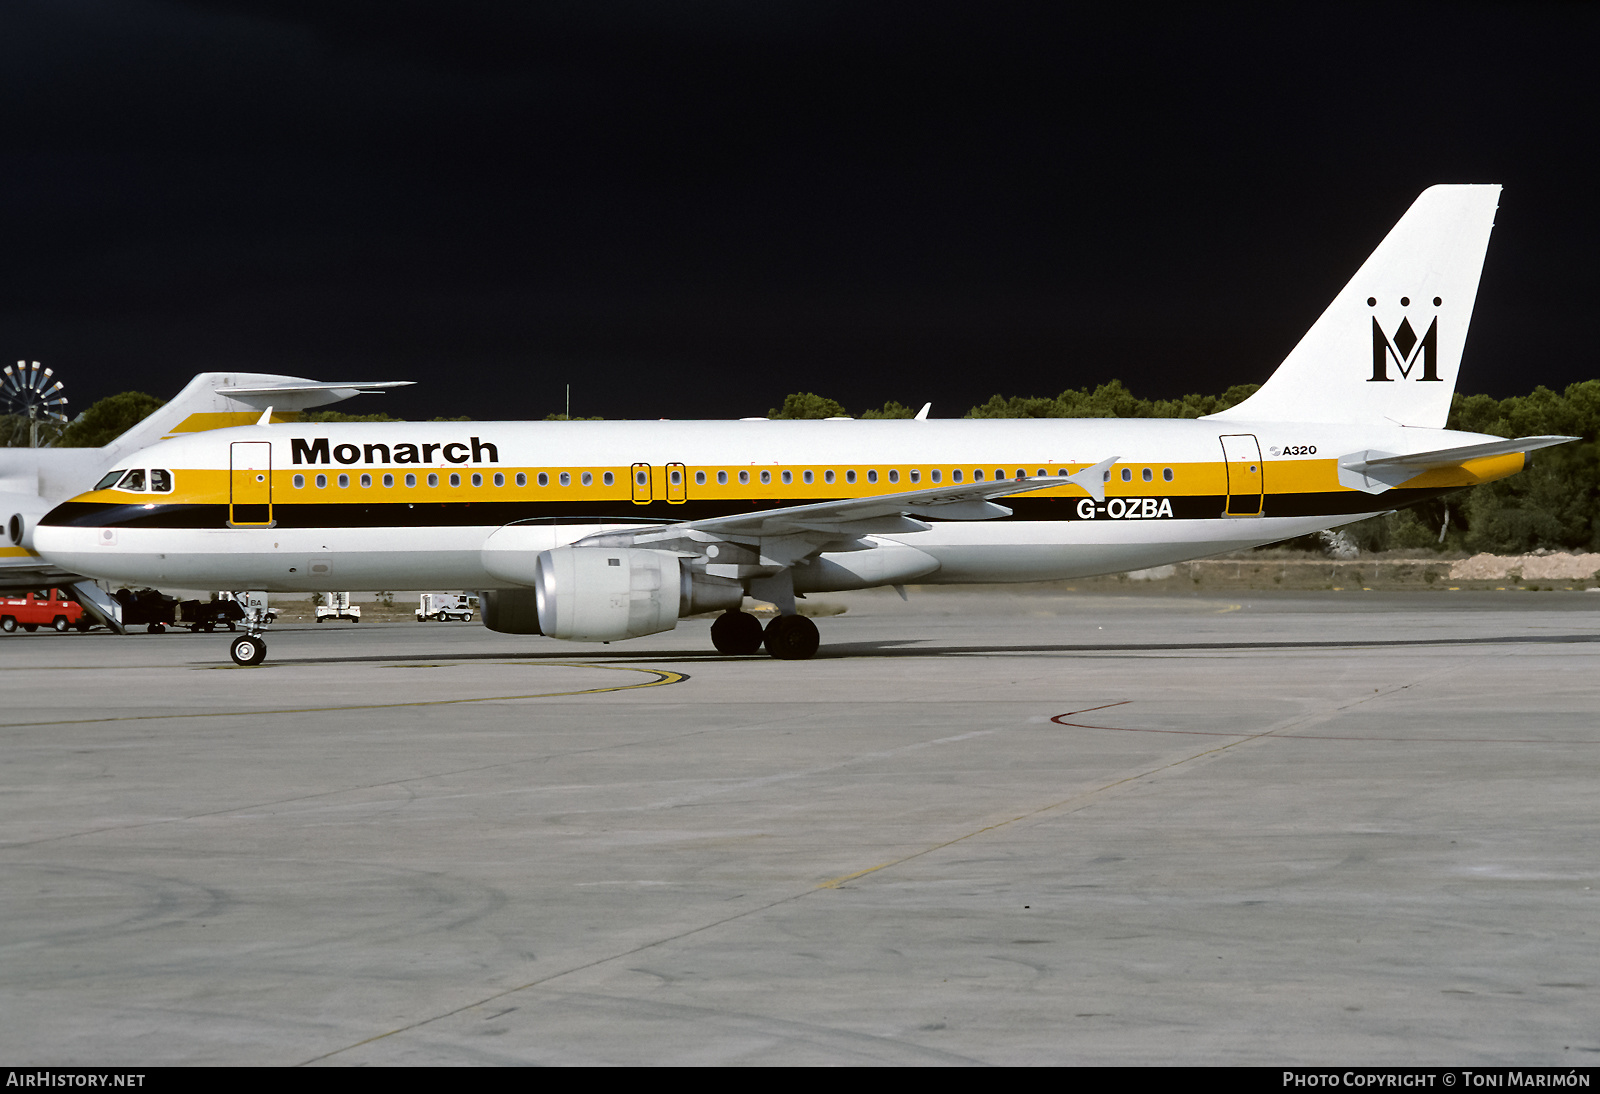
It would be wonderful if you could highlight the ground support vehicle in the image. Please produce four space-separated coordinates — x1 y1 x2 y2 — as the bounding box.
417 593 478 622
315 591 361 623
112 587 179 634
178 598 246 633
0 588 91 633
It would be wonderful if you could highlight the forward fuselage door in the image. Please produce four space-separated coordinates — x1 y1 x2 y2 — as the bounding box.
1219 434 1264 517
229 441 273 526
666 462 687 503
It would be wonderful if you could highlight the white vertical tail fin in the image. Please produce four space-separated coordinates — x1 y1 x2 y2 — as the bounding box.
1207 184 1501 427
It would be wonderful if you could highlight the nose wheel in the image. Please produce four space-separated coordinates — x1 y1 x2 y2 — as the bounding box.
229 634 268 666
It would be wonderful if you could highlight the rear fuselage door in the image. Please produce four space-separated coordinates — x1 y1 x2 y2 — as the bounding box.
666 462 687 503
229 441 273 526
1220 434 1264 517
631 462 652 504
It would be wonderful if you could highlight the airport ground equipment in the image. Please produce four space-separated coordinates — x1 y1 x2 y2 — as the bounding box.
177 597 245 632
314 592 361 623
0 587 91 633
416 593 477 622
111 587 179 634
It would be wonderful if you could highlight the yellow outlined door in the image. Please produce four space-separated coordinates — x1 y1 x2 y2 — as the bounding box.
1220 434 1264 517
229 441 273 526
666 462 687 503
631 462 652 504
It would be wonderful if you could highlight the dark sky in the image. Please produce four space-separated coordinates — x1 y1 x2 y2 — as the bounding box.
3 1 1596 421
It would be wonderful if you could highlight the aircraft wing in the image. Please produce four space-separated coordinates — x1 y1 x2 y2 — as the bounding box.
595 457 1120 545
1338 435 1577 493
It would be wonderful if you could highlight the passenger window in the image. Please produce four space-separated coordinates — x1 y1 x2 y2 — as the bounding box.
471 473 482 487
952 470 962 483
538 472 549 486
760 470 770 484
1121 468 1132 482
315 474 327 488
338 473 350 488
974 469 984 482
1057 469 1069 477
1163 468 1174 482
560 472 571 486
405 474 417 487
516 473 527 487
804 470 814 484
383 473 395 487
931 470 941 483
909 470 919 483
781 470 792 484
635 470 647 486
824 470 835 484
427 473 439 487
888 470 899 483
717 471 728 485
603 471 614 486
739 471 750 485
293 474 305 489
361 473 373 488
581 472 592 486
846 470 856 484
1142 468 1153 482
867 470 878 484
494 472 505 486
670 469 681 485
151 469 172 492
695 471 706 485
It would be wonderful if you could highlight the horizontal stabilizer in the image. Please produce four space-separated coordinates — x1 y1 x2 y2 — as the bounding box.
222 381 414 397
1338 435 1577 493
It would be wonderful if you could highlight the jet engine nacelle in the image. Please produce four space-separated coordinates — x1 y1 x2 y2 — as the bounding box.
2 493 52 550
532 547 743 642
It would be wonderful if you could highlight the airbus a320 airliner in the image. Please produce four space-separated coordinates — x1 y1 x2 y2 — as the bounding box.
34 186 1574 664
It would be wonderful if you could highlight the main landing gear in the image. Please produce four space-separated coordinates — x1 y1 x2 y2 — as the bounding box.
709 609 820 660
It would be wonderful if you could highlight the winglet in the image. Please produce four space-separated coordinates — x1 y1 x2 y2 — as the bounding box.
1064 456 1120 504
914 403 931 421
256 406 274 427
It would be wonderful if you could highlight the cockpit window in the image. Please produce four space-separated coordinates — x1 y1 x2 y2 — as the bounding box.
117 469 146 492
95 470 126 491
150 469 172 492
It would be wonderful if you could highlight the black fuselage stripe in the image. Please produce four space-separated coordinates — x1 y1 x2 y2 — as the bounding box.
42 488 1455 531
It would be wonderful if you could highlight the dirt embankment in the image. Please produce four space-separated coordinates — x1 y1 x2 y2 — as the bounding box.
1081 551 1600 591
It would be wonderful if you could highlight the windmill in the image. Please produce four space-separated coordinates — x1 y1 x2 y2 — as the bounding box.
1 361 69 447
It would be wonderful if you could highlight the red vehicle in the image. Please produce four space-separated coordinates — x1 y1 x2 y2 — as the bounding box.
0 588 91 633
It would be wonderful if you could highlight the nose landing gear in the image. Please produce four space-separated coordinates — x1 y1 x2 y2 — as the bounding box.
229 633 267 666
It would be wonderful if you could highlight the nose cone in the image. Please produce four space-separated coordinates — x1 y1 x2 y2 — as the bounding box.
33 495 129 579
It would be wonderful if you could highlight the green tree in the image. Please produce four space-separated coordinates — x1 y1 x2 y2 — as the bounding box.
769 392 849 419
57 391 164 447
